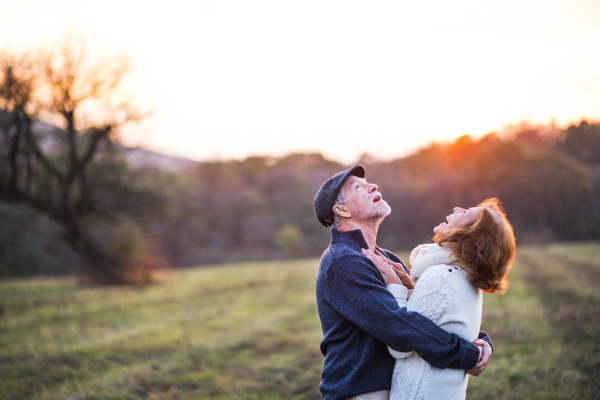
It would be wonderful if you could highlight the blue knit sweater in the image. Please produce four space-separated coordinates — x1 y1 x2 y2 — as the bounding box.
316 229 492 400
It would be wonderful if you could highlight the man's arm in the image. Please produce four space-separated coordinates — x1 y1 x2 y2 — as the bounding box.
327 255 481 370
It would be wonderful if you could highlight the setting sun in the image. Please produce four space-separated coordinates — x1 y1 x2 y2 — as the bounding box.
2 0 599 163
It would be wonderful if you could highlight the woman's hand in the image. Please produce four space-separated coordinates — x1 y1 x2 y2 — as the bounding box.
361 249 403 286
466 339 492 377
371 249 415 289
375 250 415 289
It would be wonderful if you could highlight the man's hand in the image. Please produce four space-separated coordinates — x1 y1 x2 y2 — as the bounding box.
374 250 415 289
362 249 402 285
466 339 492 377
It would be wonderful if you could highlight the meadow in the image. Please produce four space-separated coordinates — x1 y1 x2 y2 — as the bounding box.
1 242 599 399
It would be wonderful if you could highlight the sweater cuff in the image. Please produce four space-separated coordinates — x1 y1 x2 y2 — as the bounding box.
462 342 482 370
407 289 414 299
478 331 494 353
387 284 408 304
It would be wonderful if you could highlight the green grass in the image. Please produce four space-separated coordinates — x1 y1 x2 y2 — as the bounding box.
1 243 599 399
466 242 600 399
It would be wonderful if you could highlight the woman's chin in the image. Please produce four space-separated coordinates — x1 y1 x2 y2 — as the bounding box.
433 223 446 234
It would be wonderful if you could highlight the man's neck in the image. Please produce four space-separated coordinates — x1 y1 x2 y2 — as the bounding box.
338 218 382 251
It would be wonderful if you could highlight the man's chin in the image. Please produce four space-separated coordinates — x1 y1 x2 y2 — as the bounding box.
373 202 392 218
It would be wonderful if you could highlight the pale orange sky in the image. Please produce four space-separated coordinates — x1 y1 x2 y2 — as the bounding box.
1 0 600 163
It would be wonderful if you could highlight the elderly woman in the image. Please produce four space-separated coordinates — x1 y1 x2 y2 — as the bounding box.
363 197 515 400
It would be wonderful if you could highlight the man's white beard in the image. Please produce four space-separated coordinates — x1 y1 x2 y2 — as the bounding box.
352 200 392 222
372 201 392 219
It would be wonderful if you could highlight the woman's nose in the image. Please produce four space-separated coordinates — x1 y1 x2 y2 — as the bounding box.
453 207 466 214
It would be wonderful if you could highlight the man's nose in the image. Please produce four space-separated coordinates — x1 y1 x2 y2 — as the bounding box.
368 183 378 192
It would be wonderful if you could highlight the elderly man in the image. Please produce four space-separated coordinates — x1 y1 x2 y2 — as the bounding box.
314 165 493 400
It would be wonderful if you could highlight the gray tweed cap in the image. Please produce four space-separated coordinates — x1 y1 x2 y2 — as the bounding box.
313 165 365 227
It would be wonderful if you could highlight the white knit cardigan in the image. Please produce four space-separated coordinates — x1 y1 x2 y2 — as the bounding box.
386 243 483 400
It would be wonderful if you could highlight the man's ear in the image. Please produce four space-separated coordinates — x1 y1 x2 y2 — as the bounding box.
333 204 351 218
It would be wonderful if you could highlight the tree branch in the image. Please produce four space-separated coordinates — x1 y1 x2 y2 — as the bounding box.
21 112 65 182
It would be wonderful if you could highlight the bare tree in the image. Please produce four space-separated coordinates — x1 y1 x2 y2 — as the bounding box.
0 34 156 284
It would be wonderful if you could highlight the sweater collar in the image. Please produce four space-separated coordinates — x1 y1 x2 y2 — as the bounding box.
409 243 458 282
331 228 370 252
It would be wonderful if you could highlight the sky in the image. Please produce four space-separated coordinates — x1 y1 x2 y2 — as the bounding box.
1 0 600 164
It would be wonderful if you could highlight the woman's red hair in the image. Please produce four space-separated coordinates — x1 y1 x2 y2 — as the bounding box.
434 198 516 294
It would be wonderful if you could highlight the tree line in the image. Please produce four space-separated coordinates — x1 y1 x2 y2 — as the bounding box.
2 36 599 283
2 119 599 282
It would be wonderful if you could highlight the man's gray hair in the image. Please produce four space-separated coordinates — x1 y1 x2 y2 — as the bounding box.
331 187 348 230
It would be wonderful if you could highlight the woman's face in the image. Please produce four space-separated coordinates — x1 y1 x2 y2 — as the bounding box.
434 206 483 234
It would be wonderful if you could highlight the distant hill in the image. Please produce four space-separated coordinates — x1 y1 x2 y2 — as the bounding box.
0 111 200 172
121 146 200 171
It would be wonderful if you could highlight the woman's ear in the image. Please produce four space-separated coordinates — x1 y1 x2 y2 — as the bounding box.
333 204 351 218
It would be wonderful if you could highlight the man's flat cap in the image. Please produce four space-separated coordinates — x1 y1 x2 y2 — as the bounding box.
314 165 365 227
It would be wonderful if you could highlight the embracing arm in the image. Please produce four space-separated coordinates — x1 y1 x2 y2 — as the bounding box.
386 269 455 361
327 256 481 370
386 282 493 359
375 249 494 355
386 284 413 359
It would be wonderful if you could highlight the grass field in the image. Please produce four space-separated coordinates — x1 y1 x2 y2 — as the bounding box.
1 242 599 399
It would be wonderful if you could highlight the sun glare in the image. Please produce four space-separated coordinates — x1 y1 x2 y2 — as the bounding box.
1 0 599 163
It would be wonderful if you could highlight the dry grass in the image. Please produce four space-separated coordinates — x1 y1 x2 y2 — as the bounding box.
467 242 600 399
1 243 599 399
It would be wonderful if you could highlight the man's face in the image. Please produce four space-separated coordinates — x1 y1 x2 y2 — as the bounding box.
343 176 391 221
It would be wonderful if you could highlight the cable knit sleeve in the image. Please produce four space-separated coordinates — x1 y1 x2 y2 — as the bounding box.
388 268 453 360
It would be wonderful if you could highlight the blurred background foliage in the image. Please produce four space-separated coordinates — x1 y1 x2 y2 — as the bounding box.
1 35 600 284
1 116 600 281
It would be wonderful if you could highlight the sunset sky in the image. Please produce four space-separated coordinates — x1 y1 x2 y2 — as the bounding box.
1 0 600 164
